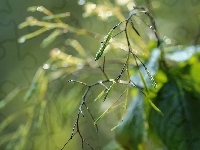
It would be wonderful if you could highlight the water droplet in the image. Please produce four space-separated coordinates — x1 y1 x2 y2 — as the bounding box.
50 48 61 57
37 6 44 12
165 39 171 44
91 4 96 9
18 37 26 43
78 0 86 5
43 63 50 70
163 36 172 44
106 11 112 17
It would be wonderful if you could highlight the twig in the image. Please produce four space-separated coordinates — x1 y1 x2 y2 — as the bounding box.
62 6 160 149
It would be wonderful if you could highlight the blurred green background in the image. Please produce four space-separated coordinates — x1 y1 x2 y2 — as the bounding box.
0 0 200 150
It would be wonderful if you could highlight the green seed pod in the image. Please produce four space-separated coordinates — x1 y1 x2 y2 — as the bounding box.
103 81 116 101
95 29 114 61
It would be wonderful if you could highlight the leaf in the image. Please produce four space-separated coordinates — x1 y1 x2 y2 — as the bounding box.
149 79 200 149
115 92 146 150
131 48 160 88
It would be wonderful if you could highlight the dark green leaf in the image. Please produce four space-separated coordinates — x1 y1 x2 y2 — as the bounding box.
115 92 146 150
149 79 200 149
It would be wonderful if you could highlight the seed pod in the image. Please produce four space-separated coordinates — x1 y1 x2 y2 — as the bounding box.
95 29 114 61
103 81 116 101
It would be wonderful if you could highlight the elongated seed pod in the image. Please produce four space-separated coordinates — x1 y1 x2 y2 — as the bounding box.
95 29 114 61
130 20 140 36
133 53 157 89
145 68 157 89
103 81 116 101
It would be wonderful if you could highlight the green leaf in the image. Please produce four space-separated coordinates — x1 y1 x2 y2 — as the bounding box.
149 79 200 149
115 92 146 150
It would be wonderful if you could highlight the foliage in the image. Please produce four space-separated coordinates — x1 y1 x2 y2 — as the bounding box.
150 78 200 149
0 1 200 150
